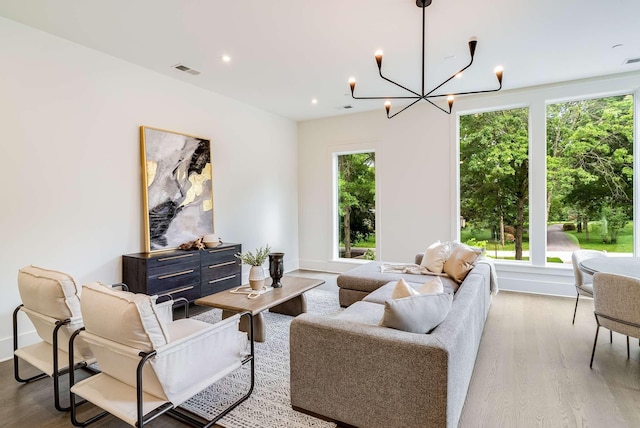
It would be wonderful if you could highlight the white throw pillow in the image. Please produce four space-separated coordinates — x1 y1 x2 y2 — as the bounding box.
391 278 420 299
419 276 444 294
380 293 453 334
420 241 450 273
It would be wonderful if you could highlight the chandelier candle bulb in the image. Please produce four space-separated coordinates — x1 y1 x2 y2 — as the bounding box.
447 95 455 111
375 50 384 69
349 77 356 94
495 66 504 83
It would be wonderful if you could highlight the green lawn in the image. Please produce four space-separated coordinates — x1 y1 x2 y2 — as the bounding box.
340 235 377 248
566 222 633 252
462 222 634 254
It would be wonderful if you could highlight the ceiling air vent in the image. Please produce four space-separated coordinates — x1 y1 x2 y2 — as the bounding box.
172 64 201 75
624 57 640 65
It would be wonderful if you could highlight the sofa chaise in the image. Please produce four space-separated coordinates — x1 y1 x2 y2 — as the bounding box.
290 252 495 428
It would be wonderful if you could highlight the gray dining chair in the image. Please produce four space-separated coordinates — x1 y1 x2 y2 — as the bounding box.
571 249 607 324
590 272 640 368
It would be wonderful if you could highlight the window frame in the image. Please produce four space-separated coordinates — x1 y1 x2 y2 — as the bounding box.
331 144 379 263
453 77 639 269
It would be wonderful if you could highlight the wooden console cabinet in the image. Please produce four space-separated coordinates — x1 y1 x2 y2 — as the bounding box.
122 243 242 301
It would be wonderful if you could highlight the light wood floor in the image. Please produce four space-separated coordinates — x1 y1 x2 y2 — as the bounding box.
2 272 639 427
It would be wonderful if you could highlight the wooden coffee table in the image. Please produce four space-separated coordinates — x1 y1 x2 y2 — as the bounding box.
195 275 325 342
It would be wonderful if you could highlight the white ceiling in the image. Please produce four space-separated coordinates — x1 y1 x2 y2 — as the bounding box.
1 0 639 121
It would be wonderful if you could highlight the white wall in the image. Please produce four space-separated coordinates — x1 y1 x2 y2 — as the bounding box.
298 71 640 296
298 103 452 272
0 17 299 361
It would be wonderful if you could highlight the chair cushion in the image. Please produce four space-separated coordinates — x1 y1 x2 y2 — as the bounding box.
81 283 170 351
18 265 82 320
380 293 453 334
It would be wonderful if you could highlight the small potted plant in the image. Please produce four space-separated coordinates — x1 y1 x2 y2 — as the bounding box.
235 245 271 290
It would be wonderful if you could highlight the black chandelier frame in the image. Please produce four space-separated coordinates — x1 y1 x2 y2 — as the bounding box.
349 0 503 118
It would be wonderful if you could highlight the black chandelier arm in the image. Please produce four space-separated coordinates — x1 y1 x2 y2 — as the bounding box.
423 52 475 98
387 97 425 119
351 93 421 100
423 97 452 115
424 80 503 99
377 70 422 97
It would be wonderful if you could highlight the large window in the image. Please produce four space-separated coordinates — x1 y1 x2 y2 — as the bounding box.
336 152 376 260
459 108 530 261
546 95 634 261
459 93 635 265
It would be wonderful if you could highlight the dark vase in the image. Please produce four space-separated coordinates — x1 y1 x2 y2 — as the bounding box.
268 252 284 288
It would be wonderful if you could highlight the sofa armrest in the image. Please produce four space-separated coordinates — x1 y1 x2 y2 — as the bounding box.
290 313 449 428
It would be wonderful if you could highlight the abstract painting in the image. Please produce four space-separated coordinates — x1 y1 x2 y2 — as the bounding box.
140 126 214 252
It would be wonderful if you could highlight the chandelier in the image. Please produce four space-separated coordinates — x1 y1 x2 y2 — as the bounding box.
348 0 504 118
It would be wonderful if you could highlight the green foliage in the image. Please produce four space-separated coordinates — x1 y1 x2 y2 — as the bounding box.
547 95 633 228
338 152 376 257
600 205 628 243
235 245 271 266
460 107 529 259
464 238 488 249
362 249 376 260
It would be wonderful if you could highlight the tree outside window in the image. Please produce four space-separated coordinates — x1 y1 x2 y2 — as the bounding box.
459 108 530 261
547 95 634 258
337 152 376 260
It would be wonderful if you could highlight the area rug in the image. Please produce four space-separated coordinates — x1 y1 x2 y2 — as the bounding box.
180 288 341 428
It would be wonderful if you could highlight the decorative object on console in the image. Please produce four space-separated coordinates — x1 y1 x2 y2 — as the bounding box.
348 0 503 118
178 237 205 251
235 245 271 291
268 252 285 288
203 234 223 248
140 126 214 252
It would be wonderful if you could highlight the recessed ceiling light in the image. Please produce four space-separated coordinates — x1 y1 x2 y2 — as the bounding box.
612 44 624 49
311 98 318 105
221 55 231 63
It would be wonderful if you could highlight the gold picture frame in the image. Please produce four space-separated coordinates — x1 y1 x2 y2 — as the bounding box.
140 126 214 252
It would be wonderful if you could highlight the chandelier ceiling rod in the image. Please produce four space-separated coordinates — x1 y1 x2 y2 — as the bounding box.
348 0 504 118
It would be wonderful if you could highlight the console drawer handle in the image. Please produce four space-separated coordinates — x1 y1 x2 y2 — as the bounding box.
209 261 236 269
164 286 194 295
157 254 194 262
158 269 194 280
209 274 236 284
208 248 235 254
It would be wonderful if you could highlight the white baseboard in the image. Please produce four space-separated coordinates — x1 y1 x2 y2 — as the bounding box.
1 330 40 363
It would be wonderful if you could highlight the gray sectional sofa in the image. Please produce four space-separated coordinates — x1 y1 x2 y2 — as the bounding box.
290 256 493 428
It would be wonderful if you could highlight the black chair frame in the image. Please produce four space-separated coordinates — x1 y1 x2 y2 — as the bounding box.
13 283 128 412
590 311 640 368
13 304 95 412
69 311 255 427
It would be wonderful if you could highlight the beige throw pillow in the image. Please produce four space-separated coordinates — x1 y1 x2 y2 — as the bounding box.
419 276 444 294
391 278 420 299
380 293 453 334
420 241 450 273
443 245 482 283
